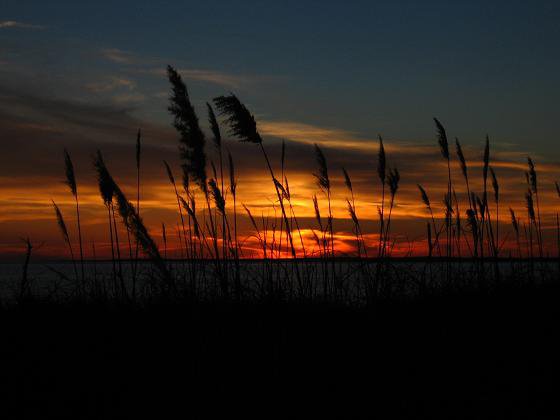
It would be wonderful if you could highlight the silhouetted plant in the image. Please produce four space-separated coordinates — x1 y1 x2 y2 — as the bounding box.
52 200 78 282
63 149 85 287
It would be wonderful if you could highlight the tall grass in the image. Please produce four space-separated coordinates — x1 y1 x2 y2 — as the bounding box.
63 149 84 288
40 68 560 304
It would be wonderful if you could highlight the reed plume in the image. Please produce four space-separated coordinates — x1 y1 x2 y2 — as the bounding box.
52 200 78 282
377 135 386 257
434 118 452 258
527 157 543 257
168 68 222 290
417 184 440 256
455 138 473 213
167 65 207 193
64 149 84 286
343 168 366 257
313 144 335 266
510 208 521 257
228 150 239 257
382 168 400 257
180 196 201 240
96 152 173 290
209 178 226 215
93 150 117 285
213 94 299 269
208 102 227 260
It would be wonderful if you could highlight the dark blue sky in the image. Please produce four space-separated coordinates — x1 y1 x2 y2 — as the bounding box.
2 1 560 153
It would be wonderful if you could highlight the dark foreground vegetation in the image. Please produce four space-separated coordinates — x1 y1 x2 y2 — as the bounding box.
2 275 560 419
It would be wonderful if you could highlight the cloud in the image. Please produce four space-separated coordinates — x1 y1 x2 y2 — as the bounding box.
142 67 249 89
258 120 435 155
100 48 135 64
0 20 44 29
85 77 137 93
112 92 146 105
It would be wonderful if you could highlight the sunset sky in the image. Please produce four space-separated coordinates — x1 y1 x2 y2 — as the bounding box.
2 1 560 260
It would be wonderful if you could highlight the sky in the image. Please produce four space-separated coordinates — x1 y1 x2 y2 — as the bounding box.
1 1 560 260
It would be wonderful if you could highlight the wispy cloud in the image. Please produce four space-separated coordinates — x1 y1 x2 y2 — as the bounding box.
0 20 44 29
142 67 249 89
112 92 146 105
258 120 435 155
100 48 135 64
85 77 136 93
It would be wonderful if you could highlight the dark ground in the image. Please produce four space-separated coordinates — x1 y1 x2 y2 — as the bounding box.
1 281 560 419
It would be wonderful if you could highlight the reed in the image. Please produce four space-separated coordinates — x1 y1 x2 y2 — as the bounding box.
133 129 141 295
63 149 85 287
343 168 366 257
434 118 452 258
164 161 189 259
510 208 522 258
93 151 117 287
31 83 560 304
167 66 223 293
214 93 302 292
95 151 174 292
377 135 386 257
528 157 543 257
490 167 499 256
52 200 78 283
417 184 440 256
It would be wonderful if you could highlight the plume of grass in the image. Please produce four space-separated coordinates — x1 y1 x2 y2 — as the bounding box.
52 200 78 283
213 94 301 291
180 196 202 241
343 168 366 257
527 157 543 257
434 118 452 258
377 136 386 257
453 189 461 257
466 209 479 258
167 65 207 193
510 208 521 258
417 184 440 256
64 149 85 288
208 103 227 259
383 168 400 257
227 149 241 298
167 69 223 287
209 178 226 215
93 151 117 286
94 152 124 296
313 144 335 265
97 152 174 292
